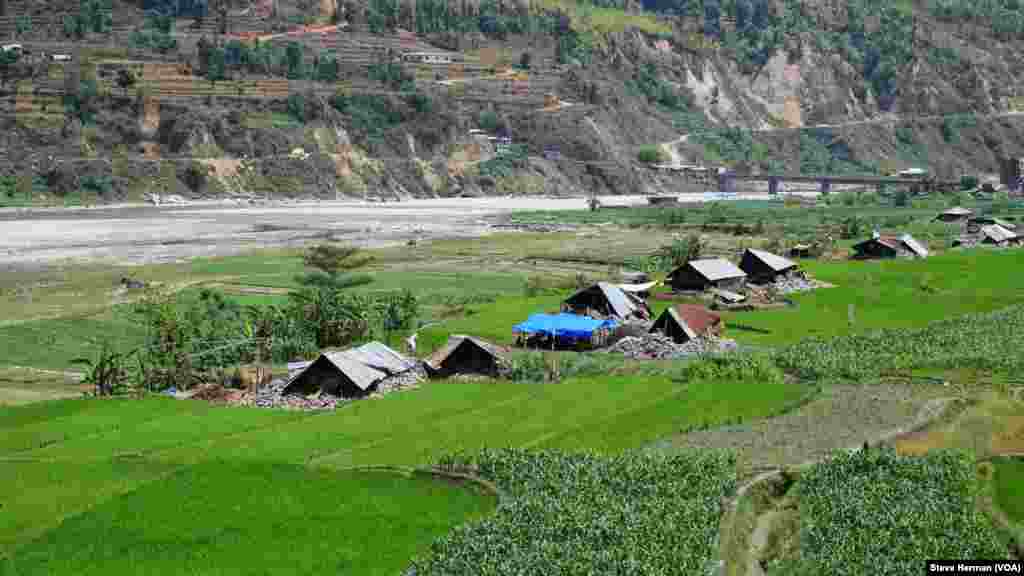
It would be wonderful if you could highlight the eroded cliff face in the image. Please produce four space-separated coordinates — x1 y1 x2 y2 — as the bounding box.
6 2 1024 203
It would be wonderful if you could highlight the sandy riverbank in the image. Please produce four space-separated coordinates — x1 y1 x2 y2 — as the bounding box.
0 193 809 269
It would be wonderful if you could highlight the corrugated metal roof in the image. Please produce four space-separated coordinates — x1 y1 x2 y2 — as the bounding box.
745 249 797 272
565 282 640 318
900 234 929 257
671 304 720 337
970 216 1017 230
665 307 697 340
344 341 416 374
981 224 1017 243
709 287 746 302
323 352 386 390
942 207 973 216
286 352 386 392
687 258 747 282
596 282 636 318
427 335 506 369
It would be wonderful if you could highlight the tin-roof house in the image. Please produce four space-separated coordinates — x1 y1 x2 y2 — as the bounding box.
934 207 973 223
851 233 929 259
426 335 508 378
738 249 798 284
667 258 747 292
562 282 650 320
649 304 722 344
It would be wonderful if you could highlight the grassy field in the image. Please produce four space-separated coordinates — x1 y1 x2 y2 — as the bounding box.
0 368 82 407
0 372 806 566
720 249 1024 346
994 457 1024 524
4 463 494 576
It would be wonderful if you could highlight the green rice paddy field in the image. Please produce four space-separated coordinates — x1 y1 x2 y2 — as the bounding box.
0 373 806 572
995 457 1024 524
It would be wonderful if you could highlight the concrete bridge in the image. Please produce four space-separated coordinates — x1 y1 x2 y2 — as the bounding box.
723 172 963 194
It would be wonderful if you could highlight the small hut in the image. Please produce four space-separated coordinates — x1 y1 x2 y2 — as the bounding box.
968 216 1016 234
739 249 798 284
980 224 1019 246
427 335 508 378
562 282 650 321
852 233 928 259
934 207 973 223
513 313 617 349
650 304 722 343
282 352 386 398
667 258 747 292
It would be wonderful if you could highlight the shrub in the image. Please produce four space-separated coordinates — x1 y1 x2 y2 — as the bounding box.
637 145 665 163
286 92 306 123
478 109 500 133
960 175 979 190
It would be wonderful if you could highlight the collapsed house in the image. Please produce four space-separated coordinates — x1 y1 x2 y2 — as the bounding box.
934 207 973 223
851 233 929 259
666 258 747 292
562 282 651 321
649 304 722 344
738 249 798 284
427 335 508 378
513 313 618 349
282 342 418 398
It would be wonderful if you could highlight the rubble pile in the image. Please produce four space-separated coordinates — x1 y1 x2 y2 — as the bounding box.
772 274 826 294
604 333 737 360
223 365 429 410
377 364 429 394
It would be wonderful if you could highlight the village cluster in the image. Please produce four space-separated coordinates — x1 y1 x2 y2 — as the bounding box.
171 204 1024 411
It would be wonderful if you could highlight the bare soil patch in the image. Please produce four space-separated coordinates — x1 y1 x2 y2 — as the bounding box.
646 384 949 470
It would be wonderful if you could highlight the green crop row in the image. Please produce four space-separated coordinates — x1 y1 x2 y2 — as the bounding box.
774 304 1024 381
773 448 1005 575
411 448 736 575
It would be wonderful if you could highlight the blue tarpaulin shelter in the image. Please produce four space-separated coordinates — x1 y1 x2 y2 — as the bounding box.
513 313 618 342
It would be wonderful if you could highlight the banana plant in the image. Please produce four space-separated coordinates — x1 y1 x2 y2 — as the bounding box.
72 344 137 397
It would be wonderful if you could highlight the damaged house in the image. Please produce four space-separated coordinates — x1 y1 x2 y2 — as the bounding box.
282 342 418 398
649 304 722 344
851 233 929 259
427 335 508 378
934 207 973 223
666 258 747 292
562 282 651 321
738 249 798 284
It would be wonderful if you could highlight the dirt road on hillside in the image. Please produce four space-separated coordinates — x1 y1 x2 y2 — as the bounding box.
0 194 811 270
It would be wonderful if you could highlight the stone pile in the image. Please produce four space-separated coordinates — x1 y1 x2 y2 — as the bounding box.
605 333 737 360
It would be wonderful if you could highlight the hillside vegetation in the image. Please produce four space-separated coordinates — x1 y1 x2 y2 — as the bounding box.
1 0 1023 203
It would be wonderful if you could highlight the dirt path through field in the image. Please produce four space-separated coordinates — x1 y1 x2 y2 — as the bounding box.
690 386 960 576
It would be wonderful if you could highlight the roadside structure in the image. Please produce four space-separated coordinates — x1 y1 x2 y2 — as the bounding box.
427 335 508 377
562 282 650 321
649 304 722 343
738 248 798 284
851 233 929 259
667 258 747 292
934 206 973 223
